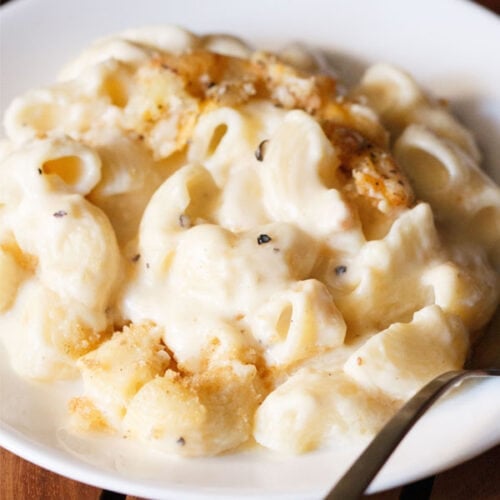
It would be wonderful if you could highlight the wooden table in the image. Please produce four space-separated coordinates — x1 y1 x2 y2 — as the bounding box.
1 0 499 499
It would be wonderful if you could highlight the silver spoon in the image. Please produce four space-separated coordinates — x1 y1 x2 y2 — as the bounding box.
324 308 500 500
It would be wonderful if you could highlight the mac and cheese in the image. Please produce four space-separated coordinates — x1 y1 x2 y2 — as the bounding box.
0 26 498 456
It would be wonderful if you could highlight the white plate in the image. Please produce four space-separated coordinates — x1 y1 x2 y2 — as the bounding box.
0 0 500 498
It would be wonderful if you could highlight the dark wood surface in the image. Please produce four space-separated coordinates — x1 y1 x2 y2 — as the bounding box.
0 0 499 499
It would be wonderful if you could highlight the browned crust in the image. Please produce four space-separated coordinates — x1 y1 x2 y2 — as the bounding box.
322 123 414 210
145 49 413 210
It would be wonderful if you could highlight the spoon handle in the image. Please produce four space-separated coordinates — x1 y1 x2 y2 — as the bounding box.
324 368 500 500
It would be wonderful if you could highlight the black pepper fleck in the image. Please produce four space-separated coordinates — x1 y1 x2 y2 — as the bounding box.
177 437 186 446
53 210 68 218
37 168 43 175
335 265 347 275
257 234 272 245
254 139 269 162
179 214 191 228
131 254 141 262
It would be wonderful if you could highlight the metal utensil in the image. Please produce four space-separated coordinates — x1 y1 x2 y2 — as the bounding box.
324 308 500 500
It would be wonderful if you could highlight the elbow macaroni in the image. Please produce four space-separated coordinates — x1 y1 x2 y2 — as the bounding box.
0 26 499 456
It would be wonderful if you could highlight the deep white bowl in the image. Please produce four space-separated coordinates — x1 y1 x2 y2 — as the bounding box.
1 0 499 498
